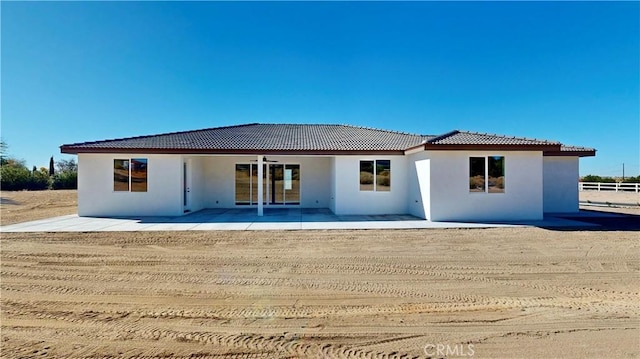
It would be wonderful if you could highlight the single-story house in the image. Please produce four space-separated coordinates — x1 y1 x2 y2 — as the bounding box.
60 123 595 221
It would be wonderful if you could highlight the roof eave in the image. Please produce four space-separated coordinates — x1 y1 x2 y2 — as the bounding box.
60 147 407 156
544 150 597 157
423 144 562 152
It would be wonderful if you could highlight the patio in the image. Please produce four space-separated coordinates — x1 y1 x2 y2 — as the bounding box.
0 208 600 232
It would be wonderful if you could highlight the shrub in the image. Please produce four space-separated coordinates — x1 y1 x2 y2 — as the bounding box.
0 163 31 190
581 175 617 183
622 176 640 183
377 171 390 186
28 169 51 190
52 171 77 190
360 171 373 184
469 175 485 190
490 176 505 189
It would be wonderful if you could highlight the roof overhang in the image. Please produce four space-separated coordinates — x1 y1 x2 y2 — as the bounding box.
423 144 561 152
543 149 596 157
60 146 407 156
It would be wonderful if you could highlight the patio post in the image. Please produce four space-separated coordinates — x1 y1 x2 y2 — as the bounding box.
257 155 264 216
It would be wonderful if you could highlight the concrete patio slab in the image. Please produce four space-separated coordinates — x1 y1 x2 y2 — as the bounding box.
0 208 605 232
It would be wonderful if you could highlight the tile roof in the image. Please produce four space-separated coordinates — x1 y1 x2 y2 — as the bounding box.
561 145 596 152
60 123 595 156
61 123 433 153
426 130 560 146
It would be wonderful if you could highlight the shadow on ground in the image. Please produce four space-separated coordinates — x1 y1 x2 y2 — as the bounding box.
115 208 422 224
548 209 640 231
0 197 20 205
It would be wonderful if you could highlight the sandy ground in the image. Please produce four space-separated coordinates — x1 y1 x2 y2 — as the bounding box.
1 190 639 358
0 190 77 226
580 190 640 206
1 228 638 358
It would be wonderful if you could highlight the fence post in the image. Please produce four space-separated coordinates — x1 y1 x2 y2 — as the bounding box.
597 183 600 191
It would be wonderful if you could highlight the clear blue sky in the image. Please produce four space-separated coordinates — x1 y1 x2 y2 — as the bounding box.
2 1 638 176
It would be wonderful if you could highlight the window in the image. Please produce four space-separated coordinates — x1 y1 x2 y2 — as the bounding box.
114 160 130 191
469 156 504 193
360 160 391 191
114 158 147 192
235 164 251 204
235 163 301 205
488 156 505 193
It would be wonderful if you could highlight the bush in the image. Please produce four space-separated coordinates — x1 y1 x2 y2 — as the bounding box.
28 169 51 190
52 171 77 190
377 171 390 186
622 176 640 183
469 175 485 190
490 176 505 189
360 171 373 185
0 163 31 190
580 175 616 183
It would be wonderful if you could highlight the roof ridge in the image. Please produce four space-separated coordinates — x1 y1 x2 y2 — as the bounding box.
426 129 460 144
339 124 424 137
61 123 260 147
456 130 561 145
257 123 427 137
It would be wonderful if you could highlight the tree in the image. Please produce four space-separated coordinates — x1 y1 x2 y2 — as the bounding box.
0 142 52 190
56 158 77 173
29 168 51 190
0 140 7 166
52 171 77 189
52 158 78 189
49 156 55 176
0 159 31 190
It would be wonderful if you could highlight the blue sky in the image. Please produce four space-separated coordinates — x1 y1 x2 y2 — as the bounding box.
2 1 638 176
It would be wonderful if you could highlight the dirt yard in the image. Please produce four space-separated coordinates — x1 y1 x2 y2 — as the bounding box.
580 190 640 206
1 190 639 358
0 190 77 225
1 228 638 358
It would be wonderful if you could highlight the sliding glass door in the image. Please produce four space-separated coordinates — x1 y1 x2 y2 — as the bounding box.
235 163 300 205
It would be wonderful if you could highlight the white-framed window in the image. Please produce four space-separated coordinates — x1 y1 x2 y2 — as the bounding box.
114 158 148 192
359 160 391 192
469 156 504 193
235 163 300 205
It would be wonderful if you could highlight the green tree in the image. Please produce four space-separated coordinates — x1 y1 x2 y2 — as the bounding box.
1 158 31 190
56 158 77 173
52 158 78 189
0 140 8 166
52 171 77 190
29 168 51 190
622 175 640 183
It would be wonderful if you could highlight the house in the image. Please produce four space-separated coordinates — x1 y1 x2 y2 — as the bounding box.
60 123 595 221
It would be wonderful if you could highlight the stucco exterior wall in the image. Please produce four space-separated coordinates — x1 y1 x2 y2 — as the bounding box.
543 156 579 213
199 155 332 209
332 155 409 215
428 151 544 221
77 153 183 217
186 157 206 213
406 151 430 219
77 150 556 220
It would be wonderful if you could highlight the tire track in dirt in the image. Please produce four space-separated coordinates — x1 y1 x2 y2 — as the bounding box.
3 302 428 359
4 251 637 317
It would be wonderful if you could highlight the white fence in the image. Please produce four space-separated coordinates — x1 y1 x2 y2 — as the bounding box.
579 182 640 193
